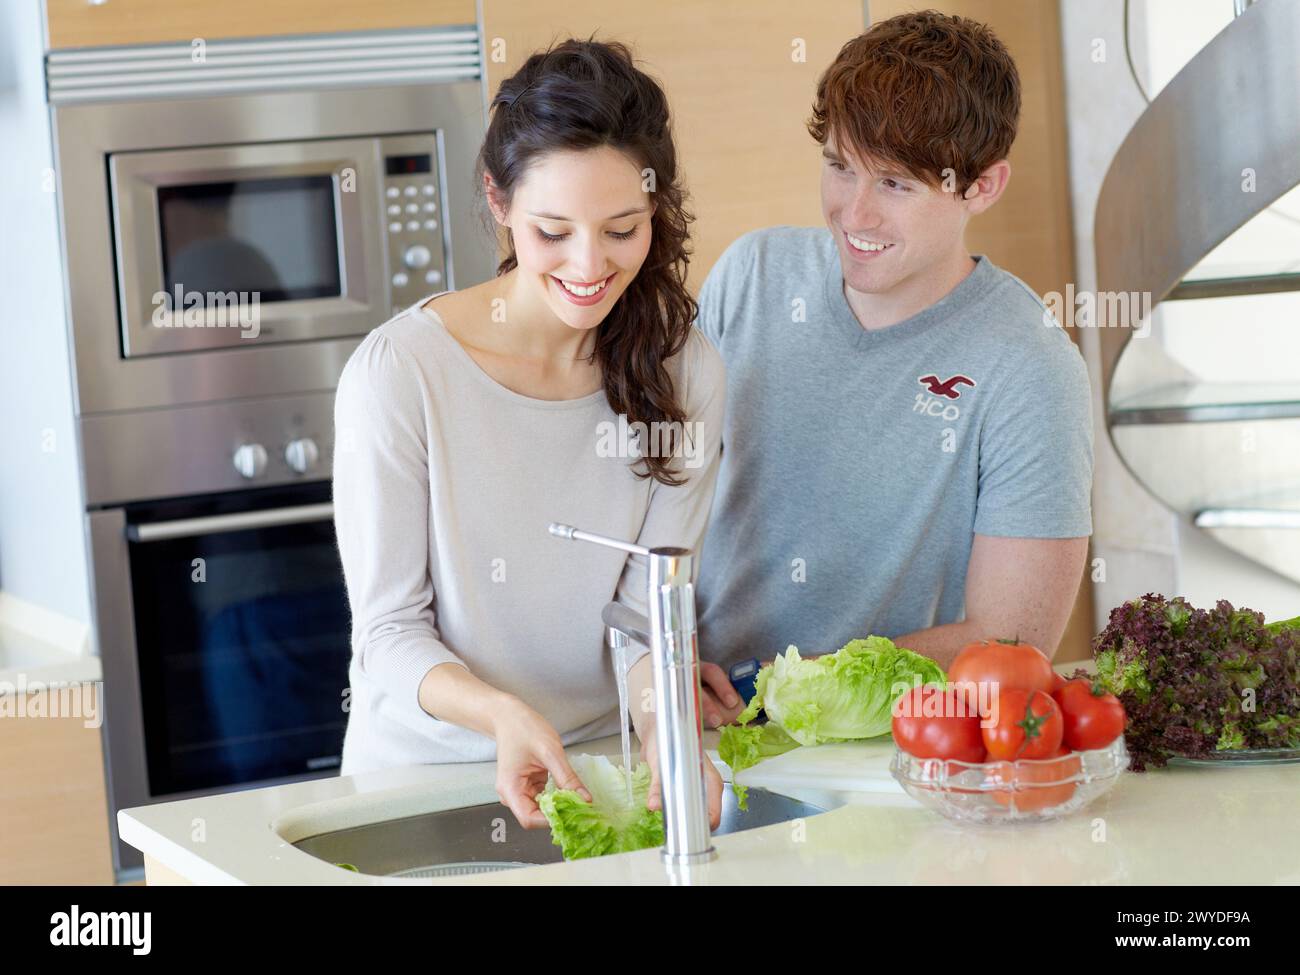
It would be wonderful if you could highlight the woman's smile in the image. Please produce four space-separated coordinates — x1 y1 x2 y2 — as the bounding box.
549 271 617 306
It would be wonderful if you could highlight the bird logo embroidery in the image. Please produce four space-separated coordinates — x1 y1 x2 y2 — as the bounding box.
917 374 977 399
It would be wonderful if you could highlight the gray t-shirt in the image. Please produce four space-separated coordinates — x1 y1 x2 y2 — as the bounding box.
694 226 1093 668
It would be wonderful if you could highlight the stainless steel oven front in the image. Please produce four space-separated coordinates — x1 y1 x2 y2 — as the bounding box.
84 389 357 875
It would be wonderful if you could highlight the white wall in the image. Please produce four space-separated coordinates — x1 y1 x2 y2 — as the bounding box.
0 2 93 624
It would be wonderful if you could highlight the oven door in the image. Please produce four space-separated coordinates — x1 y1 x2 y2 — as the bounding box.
93 483 352 872
109 136 388 357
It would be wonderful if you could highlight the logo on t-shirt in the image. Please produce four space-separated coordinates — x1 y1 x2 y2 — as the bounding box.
914 374 978 422
917 374 977 399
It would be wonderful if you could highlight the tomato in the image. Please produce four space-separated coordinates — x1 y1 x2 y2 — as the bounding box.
1053 679 1126 751
988 748 1081 811
947 638 1055 715
982 689 1063 760
1050 670 1068 693
891 685 987 763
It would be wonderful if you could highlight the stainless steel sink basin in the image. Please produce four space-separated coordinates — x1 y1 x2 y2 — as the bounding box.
292 784 827 877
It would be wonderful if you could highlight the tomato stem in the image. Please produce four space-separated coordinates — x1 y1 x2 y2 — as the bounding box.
1013 699 1051 759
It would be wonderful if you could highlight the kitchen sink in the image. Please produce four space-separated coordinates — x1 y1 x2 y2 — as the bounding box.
292 784 830 877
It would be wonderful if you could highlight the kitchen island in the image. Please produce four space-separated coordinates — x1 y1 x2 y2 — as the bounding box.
118 729 1300 885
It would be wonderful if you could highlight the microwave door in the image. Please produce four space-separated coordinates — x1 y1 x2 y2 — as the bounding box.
108 136 389 357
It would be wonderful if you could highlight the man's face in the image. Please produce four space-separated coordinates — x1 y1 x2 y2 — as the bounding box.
820 133 971 298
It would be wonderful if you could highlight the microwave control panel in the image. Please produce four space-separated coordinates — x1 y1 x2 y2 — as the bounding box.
380 134 449 305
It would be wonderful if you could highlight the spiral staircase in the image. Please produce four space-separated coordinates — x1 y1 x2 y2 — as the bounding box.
1095 0 1300 586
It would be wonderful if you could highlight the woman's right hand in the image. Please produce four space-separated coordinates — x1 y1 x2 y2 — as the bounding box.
491 697 591 830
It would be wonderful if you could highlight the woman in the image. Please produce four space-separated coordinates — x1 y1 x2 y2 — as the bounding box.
333 39 737 830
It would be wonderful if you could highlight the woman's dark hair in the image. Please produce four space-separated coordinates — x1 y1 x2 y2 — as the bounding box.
480 37 696 486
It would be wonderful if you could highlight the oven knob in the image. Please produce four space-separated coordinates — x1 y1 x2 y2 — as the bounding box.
284 437 320 475
232 443 268 479
403 244 432 269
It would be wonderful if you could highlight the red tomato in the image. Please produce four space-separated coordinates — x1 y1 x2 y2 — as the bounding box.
989 748 1081 811
1053 679 1126 751
982 689 1063 760
1050 670 1068 693
891 685 987 763
947 638 1055 715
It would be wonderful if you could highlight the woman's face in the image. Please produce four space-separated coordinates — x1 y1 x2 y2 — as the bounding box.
493 146 655 331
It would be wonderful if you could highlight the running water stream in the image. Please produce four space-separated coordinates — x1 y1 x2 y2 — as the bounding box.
612 640 634 806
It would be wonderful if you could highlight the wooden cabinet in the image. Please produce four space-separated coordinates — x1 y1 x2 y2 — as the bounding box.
44 0 476 49
0 682 114 884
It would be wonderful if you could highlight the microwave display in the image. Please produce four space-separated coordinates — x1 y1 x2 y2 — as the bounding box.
158 176 343 303
385 153 432 176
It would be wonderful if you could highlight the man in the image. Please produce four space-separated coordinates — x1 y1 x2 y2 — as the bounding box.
693 10 1093 720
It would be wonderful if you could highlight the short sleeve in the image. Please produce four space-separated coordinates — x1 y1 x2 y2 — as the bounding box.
614 331 727 667
972 339 1095 538
332 331 467 725
695 234 755 351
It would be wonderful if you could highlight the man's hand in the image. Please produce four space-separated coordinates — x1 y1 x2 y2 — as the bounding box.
699 661 746 728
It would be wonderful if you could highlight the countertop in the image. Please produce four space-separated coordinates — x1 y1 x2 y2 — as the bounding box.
0 592 98 693
118 729 1300 885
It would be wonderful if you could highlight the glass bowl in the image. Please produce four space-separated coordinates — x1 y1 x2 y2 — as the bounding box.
889 737 1129 823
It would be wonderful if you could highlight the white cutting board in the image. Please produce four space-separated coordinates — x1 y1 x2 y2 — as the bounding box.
715 737 906 799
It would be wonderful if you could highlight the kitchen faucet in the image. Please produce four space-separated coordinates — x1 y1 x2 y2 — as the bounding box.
548 522 716 865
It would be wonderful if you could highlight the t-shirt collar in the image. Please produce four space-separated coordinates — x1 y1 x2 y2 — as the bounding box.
822 249 998 349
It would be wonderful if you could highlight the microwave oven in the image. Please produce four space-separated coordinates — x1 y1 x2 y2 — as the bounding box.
109 132 450 357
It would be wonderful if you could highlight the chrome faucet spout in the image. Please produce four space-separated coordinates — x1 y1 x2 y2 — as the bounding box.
602 603 651 650
550 522 716 864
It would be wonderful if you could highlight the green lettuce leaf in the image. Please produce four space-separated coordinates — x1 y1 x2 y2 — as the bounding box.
758 638 944 744
719 636 944 807
718 720 801 809
1265 614 1300 634
536 754 664 860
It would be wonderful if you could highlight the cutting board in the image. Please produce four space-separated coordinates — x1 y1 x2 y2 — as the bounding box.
714 737 906 798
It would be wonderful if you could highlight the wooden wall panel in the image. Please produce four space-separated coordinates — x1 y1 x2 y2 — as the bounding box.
45 0 476 49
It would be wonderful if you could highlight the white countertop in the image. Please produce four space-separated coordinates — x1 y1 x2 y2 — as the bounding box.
0 592 98 693
118 729 1300 885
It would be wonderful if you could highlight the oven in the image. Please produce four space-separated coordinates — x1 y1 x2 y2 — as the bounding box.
84 389 359 874
93 481 349 806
